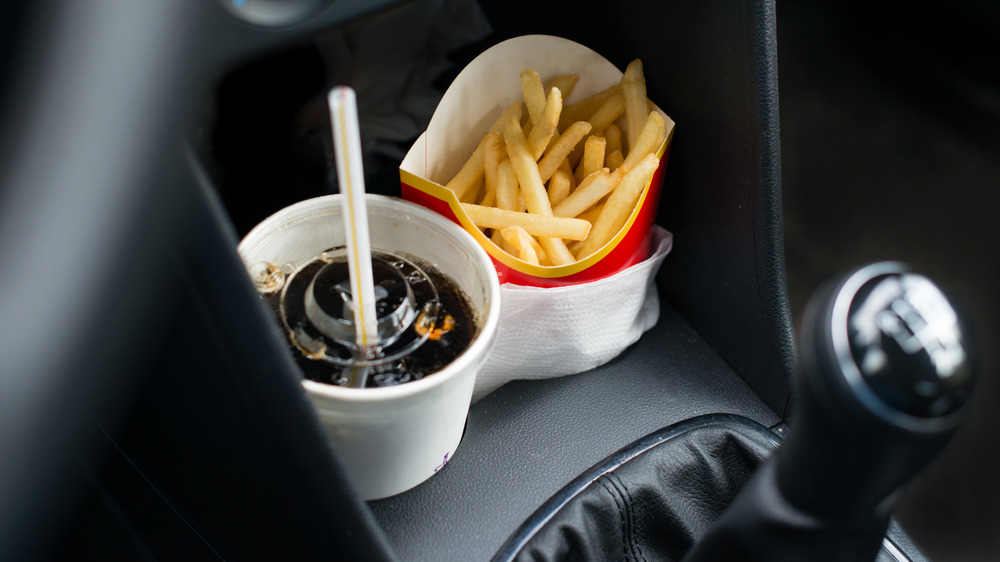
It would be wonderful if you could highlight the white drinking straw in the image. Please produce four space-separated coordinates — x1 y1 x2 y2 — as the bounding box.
329 86 380 349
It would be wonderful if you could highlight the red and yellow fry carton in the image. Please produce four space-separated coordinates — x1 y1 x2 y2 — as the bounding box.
400 35 674 287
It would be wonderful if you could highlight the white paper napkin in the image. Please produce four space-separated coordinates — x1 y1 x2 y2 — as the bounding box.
472 226 673 402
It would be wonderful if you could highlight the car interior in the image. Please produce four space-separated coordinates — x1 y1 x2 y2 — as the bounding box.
1 0 997 561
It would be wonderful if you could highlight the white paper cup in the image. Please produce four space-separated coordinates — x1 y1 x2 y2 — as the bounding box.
238 194 501 500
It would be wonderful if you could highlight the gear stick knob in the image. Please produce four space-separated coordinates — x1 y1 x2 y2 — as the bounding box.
782 262 975 516
683 262 977 562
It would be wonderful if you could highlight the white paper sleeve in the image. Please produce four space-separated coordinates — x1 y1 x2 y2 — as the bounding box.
472 226 673 402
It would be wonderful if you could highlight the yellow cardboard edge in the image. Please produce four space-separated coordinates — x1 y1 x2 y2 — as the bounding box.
401 134 670 279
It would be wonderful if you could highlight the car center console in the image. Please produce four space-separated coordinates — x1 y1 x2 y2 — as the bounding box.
2 1 951 561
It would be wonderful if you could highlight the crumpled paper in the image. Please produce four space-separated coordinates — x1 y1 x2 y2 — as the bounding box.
472 227 673 402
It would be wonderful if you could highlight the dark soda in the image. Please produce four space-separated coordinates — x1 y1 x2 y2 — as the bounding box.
262 247 477 388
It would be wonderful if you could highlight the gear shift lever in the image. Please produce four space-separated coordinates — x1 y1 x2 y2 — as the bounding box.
683 262 977 562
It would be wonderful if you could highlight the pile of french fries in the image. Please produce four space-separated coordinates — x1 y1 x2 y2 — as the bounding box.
444 59 672 267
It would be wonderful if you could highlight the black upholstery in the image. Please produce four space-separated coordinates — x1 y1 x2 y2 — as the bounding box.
492 416 919 562
496 415 779 562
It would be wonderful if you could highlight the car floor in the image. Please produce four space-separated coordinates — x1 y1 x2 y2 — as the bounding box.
776 1 1000 560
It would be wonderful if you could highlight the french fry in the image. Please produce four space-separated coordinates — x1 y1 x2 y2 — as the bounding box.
495 159 519 211
621 59 649 150
577 202 604 225
460 175 483 204
500 226 540 265
499 226 549 265
622 111 667 168
445 101 522 198
554 165 628 218
606 149 624 171
604 124 622 155
520 69 546 126
567 95 625 169
478 187 496 207
445 136 486 199
539 236 577 265
461 203 591 240
536 121 591 182
527 87 562 160
490 100 524 135
570 204 604 257
577 135 607 183
557 158 576 189
525 233 548 264
559 84 621 130
586 93 625 134
491 229 516 256
444 61 668 271
547 74 579 102
503 113 579 263
504 115 551 216
577 153 659 258
548 169 572 207
483 132 504 205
